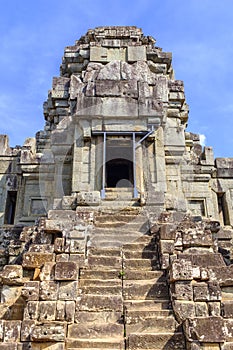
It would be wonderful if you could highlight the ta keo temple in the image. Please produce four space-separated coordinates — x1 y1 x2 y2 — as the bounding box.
0 26 233 350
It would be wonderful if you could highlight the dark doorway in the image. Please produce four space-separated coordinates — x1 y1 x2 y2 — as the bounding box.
106 158 133 188
217 193 230 226
4 191 17 225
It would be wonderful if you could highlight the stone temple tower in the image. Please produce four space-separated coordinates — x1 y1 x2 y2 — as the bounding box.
0 26 233 349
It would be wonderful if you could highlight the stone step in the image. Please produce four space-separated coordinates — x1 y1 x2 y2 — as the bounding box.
101 200 140 208
94 221 149 232
88 247 122 257
77 294 123 312
75 311 123 324
94 214 147 223
80 268 121 280
123 270 166 281
89 238 147 248
90 232 141 241
125 309 173 318
79 279 122 287
123 242 157 251
80 285 122 295
87 256 122 268
67 338 124 349
123 258 160 270
124 300 170 311
127 332 186 350
68 323 124 339
123 281 169 300
105 187 134 193
125 315 179 333
123 250 157 260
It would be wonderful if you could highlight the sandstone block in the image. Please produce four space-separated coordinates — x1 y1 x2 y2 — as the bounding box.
224 319 233 341
160 253 169 269
75 191 101 206
40 281 58 300
222 301 233 318
55 262 78 280
58 281 78 300
75 311 122 324
29 244 54 253
208 301 221 316
123 281 168 300
173 301 195 322
39 263 56 281
22 281 40 301
48 210 76 221
67 322 123 339
24 301 39 320
77 295 123 312
22 253 55 269
56 254 69 262
54 238 65 253
170 259 193 281
3 320 21 342
195 302 208 317
128 332 185 350
56 301 65 321
69 240 86 254
1 285 22 304
222 287 233 300
65 301 75 322
159 224 177 240
193 283 209 301
21 320 36 341
182 229 213 247
128 45 146 62
1 265 23 285
208 282 221 301
29 343 65 350
160 239 174 254
184 317 225 342
171 282 193 301
31 322 66 342
0 344 17 350
38 301 56 321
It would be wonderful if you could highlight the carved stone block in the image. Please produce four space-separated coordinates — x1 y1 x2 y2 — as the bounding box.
38 301 56 321
184 317 225 342
55 262 78 281
22 281 40 301
193 283 209 301
21 320 36 341
3 320 21 342
170 259 193 281
22 253 55 269
172 282 193 301
24 301 39 321
58 281 78 300
31 322 66 342
40 281 58 300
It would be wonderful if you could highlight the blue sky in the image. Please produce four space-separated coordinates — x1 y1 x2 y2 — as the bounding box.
0 0 233 157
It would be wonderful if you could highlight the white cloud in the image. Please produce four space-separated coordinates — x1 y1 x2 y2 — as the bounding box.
199 134 206 147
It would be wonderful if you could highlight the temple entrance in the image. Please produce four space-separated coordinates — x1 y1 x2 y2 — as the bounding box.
106 158 133 188
105 136 134 191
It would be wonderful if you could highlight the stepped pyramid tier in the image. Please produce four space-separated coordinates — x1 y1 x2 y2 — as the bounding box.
0 26 233 349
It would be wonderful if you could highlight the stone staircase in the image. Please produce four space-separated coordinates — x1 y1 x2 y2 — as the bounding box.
89 209 149 248
70 210 186 350
122 236 186 350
